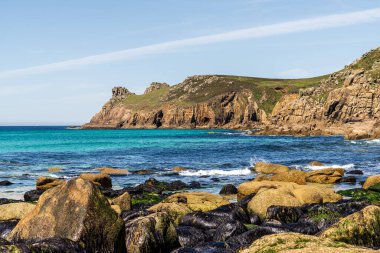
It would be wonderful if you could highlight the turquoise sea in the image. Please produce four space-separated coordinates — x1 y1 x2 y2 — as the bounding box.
1 126 380 199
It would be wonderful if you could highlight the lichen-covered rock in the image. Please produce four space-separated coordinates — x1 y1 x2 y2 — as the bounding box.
254 162 290 174
36 177 64 190
306 168 345 184
0 203 35 221
162 192 229 212
112 191 132 211
363 174 380 189
124 211 179 253
8 178 125 253
240 233 377 253
79 173 112 188
321 205 380 248
148 202 192 225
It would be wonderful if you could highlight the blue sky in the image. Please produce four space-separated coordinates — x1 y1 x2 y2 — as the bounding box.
1 0 380 125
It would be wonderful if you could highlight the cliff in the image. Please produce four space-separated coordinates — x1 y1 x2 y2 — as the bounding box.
83 47 380 139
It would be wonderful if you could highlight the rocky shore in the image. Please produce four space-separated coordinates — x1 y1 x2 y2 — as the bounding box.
1 162 380 252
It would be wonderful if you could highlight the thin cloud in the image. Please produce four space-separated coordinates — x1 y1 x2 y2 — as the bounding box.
1 7 380 79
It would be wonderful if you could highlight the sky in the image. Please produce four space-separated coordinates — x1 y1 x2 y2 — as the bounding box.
1 0 380 125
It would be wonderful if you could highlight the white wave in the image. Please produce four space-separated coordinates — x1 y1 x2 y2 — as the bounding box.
305 163 355 171
249 156 268 167
365 139 380 144
179 168 252 176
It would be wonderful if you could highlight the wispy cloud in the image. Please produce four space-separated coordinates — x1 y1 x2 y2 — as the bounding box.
1 7 380 79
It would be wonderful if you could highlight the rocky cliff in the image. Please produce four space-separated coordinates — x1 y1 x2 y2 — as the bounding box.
83 47 380 139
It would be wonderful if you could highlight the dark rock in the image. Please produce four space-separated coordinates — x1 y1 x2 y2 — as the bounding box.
266 205 303 224
339 176 356 183
263 222 319 235
0 220 18 239
212 203 250 224
181 212 224 230
177 226 211 247
0 198 21 205
226 227 276 249
98 186 124 198
189 181 201 188
0 180 13 186
346 170 364 175
213 221 247 241
121 208 151 223
219 184 238 195
211 178 220 182
172 241 236 253
24 189 45 202
27 237 86 253
132 169 155 175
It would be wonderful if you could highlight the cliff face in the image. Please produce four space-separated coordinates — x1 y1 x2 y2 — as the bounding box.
83 47 380 139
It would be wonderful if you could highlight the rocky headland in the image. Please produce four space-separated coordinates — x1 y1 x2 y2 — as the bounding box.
1 162 380 252
83 47 380 140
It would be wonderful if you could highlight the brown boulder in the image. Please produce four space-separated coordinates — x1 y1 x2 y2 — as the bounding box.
97 167 129 175
0 203 35 221
80 173 112 188
36 177 64 190
306 168 345 184
363 174 380 189
148 202 192 225
8 178 125 253
172 166 186 172
111 191 132 212
47 167 62 172
309 161 323 166
269 170 307 184
254 162 290 174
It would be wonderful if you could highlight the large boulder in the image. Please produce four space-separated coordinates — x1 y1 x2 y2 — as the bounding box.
240 233 377 253
148 202 192 225
8 178 125 253
269 170 307 185
36 177 64 190
254 162 290 174
124 211 179 253
241 181 342 219
111 191 132 211
219 184 238 195
24 189 45 202
306 168 345 184
321 205 380 248
0 202 35 221
363 174 380 189
80 173 112 188
161 192 229 212
97 167 130 175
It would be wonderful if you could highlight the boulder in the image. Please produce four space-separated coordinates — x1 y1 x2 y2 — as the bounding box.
36 177 64 190
363 174 380 189
111 191 132 211
124 211 179 253
306 168 345 184
0 203 35 221
270 170 307 184
162 192 229 212
8 178 125 253
79 173 112 188
219 184 238 195
240 233 377 253
309 161 323 166
0 181 13 186
24 189 45 202
132 169 155 175
97 167 129 175
0 220 18 239
368 183 380 193
173 166 187 172
148 202 192 225
254 162 290 174
176 226 210 247
347 170 364 175
321 205 380 248
47 167 62 172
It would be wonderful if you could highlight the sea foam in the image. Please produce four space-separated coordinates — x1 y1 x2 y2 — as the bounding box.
179 168 252 176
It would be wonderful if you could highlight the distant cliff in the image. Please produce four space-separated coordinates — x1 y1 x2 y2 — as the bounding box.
83 47 380 139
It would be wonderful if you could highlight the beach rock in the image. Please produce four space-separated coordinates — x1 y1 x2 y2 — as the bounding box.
321 205 380 248
347 170 364 175
79 173 112 188
309 161 323 166
306 168 345 184
98 167 130 175
219 184 238 195
47 167 62 172
176 225 210 247
132 169 155 175
213 221 247 241
339 176 356 183
0 180 13 186
188 181 201 188
0 202 35 221
226 227 276 250
363 174 380 189
254 162 290 174
111 191 132 211
173 166 187 172
36 177 64 190
269 170 307 184
0 198 21 205
240 233 377 253
266 206 303 224
24 189 45 202
162 192 229 212
124 211 179 253
0 220 18 239
148 202 192 225
8 178 126 253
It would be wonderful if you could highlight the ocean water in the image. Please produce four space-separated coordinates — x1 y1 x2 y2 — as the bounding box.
1 126 380 199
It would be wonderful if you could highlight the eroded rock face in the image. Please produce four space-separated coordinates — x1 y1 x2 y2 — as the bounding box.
8 178 126 253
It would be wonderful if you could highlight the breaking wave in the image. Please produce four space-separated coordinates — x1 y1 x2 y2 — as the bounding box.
179 168 252 176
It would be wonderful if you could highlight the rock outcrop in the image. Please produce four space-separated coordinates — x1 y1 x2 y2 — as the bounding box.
83 47 380 139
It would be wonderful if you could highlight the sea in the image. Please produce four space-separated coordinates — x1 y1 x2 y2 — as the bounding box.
1 126 380 199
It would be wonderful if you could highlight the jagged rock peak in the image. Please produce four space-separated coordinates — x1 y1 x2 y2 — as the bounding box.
112 86 134 98
144 82 170 94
